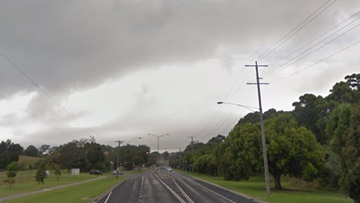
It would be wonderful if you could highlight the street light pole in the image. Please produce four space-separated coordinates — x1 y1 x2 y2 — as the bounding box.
124 137 142 171
149 133 169 167
218 95 271 195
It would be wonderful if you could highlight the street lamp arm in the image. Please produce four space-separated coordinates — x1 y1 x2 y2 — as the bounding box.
126 137 142 145
148 133 169 138
217 101 259 112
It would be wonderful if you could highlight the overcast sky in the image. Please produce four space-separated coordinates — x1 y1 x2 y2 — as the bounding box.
0 0 359 151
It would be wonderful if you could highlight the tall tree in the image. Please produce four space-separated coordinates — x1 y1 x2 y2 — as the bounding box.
330 104 360 203
24 145 39 157
226 113 325 189
292 94 330 144
327 73 360 105
266 114 324 189
39 145 50 155
0 140 23 170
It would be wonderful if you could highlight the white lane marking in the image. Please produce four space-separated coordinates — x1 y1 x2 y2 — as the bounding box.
104 191 112 203
155 174 187 203
191 180 236 203
139 175 144 203
141 175 144 188
172 178 195 203
172 172 235 203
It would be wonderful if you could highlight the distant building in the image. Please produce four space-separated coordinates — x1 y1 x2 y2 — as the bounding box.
71 168 80 175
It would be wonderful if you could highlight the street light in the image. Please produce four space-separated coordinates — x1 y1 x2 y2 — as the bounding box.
217 101 258 112
124 137 142 171
217 101 270 195
149 133 169 167
115 136 142 178
126 137 142 145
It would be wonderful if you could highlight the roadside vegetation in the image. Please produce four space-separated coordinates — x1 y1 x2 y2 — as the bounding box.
0 136 155 198
185 172 352 203
170 73 360 203
3 175 125 203
0 170 98 198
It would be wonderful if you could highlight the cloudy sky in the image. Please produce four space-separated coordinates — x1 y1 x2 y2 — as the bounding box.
0 0 359 151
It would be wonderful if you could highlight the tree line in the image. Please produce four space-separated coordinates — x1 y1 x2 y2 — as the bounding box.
169 73 360 203
1 136 156 186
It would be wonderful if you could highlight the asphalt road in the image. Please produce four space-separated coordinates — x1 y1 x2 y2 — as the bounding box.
97 169 259 203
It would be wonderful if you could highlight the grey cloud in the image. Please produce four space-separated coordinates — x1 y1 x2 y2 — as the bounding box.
1 0 359 149
1 0 355 96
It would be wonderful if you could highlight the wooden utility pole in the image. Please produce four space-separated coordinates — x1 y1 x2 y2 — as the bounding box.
115 140 124 179
188 136 196 173
246 61 271 196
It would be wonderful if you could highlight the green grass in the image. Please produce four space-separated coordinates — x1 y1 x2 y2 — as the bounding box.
186 172 352 203
0 170 99 198
18 156 42 169
3 175 124 203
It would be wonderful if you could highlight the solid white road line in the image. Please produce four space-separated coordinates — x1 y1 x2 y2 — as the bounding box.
172 178 195 203
155 174 187 203
104 191 112 203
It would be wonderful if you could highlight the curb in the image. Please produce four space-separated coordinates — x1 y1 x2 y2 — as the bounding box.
177 171 269 203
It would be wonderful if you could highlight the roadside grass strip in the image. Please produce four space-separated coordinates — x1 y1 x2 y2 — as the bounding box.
2 175 124 203
0 170 100 199
187 172 352 203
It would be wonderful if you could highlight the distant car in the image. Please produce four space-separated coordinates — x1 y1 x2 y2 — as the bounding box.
112 170 124 175
89 170 103 175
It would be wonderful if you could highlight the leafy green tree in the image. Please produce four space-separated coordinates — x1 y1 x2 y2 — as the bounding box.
321 104 352 188
39 144 50 155
226 113 325 189
225 124 263 180
292 94 330 144
24 145 39 157
4 162 18 188
266 114 324 189
194 154 217 175
330 104 360 203
327 73 360 105
0 140 23 170
36 162 47 184
54 164 61 182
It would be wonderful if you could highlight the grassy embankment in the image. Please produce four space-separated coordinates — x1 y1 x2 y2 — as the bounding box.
184 172 352 203
3 175 124 203
0 170 100 198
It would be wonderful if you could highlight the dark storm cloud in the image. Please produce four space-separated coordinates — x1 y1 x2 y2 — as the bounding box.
0 0 355 96
1 0 360 149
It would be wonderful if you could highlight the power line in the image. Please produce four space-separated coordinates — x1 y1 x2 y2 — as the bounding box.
267 11 360 67
266 21 360 77
256 0 336 61
195 67 247 138
0 92 75 137
270 38 360 83
0 52 100 137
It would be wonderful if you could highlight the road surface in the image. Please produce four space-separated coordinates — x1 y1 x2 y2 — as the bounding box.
97 168 260 203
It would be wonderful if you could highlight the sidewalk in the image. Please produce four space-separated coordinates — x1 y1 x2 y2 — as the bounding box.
0 176 105 202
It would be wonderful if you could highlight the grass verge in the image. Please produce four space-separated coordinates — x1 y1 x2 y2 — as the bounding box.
0 170 99 198
185 172 352 203
3 175 124 203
